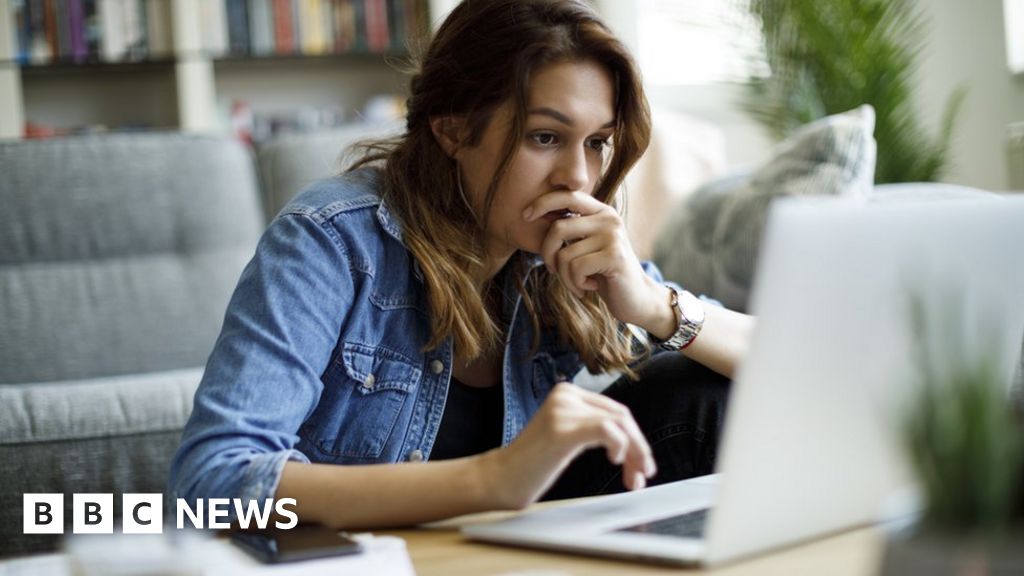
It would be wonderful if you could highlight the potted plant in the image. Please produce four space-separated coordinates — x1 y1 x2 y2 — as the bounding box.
744 0 966 184
880 296 1024 575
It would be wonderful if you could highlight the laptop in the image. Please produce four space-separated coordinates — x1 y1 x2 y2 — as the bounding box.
463 196 1024 566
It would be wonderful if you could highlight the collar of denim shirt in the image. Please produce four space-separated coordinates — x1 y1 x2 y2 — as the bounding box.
372 192 547 286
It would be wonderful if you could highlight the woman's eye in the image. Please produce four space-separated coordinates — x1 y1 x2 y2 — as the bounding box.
588 137 610 151
531 133 558 146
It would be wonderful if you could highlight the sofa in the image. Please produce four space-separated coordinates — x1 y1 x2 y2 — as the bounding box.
0 134 264 556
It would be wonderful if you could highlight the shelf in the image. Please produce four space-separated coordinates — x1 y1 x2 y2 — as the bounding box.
18 59 178 76
22 67 179 134
2 51 408 70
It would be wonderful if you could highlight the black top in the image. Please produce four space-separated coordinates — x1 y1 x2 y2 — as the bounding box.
429 376 504 461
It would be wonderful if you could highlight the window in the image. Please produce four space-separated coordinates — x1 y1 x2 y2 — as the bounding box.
635 0 767 86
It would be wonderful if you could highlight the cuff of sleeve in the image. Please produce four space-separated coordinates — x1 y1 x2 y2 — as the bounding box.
239 449 311 504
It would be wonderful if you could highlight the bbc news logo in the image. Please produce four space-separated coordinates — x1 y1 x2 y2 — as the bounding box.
24 494 298 534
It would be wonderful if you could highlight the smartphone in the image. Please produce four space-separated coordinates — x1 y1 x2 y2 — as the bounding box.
230 524 364 564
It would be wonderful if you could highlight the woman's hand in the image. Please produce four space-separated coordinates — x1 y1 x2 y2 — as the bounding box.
478 382 656 510
523 191 672 332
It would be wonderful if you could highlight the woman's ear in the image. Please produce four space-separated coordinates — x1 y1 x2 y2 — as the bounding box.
429 115 465 158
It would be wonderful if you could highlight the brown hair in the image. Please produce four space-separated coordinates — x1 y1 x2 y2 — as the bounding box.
351 0 652 375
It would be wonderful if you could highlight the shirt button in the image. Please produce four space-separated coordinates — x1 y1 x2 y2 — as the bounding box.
430 360 444 375
363 374 376 389
408 449 424 462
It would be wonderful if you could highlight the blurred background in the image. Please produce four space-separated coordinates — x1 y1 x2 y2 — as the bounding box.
1 0 1021 190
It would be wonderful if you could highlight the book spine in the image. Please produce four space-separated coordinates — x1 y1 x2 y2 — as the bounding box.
350 0 364 51
54 0 70 60
333 0 352 53
83 0 99 60
386 0 402 52
98 0 125 62
321 0 334 53
364 0 387 53
12 0 29 65
121 0 144 60
28 0 51 63
67 0 87 61
145 0 170 57
200 0 229 57
247 0 261 55
272 0 293 54
226 0 250 56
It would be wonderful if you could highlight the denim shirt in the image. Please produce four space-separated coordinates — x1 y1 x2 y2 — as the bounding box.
168 167 676 507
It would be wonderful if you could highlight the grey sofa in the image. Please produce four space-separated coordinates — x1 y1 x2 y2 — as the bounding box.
0 134 263 556
257 120 401 219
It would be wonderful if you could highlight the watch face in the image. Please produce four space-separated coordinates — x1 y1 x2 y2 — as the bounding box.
679 292 706 324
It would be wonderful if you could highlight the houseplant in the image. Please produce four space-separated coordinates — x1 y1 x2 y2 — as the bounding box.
880 295 1024 574
744 0 965 184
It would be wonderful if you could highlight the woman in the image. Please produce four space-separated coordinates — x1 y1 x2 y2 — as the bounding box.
169 0 755 529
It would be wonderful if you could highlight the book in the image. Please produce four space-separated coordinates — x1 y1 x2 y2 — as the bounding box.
272 0 295 54
28 0 52 63
201 0 229 57
54 0 70 60
122 0 147 61
350 0 365 51
226 0 251 56
12 0 30 64
364 0 389 52
83 0 100 59
320 0 334 54
146 0 172 58
249 0 275 55
299 0 322 54
98 0 125 61
67 0 88 61
333 0 355 52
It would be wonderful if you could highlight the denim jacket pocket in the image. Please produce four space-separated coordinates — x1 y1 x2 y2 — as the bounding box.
306 342 421 460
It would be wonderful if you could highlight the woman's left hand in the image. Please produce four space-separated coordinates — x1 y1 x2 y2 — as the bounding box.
524 190 669 330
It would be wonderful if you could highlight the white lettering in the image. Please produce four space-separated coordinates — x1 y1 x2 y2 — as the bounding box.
122 494 163 534
176 498 204 529
207 498 231 529
73 494 113 534
233 499 273 529
23 494 64 534
274 498 298 529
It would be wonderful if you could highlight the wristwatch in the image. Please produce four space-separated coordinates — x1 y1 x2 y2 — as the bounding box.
649 287 705 351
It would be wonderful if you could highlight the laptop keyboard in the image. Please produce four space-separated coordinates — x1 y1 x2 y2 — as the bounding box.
615 508 709 539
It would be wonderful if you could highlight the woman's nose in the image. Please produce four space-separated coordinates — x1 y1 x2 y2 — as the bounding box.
550 146 589 191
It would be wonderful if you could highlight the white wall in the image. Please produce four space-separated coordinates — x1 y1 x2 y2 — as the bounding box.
914 0 1024 191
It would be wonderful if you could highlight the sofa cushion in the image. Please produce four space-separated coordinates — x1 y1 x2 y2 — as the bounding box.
652 105 877 312
0 134 263 384
0 368 202 556
257 121 402 219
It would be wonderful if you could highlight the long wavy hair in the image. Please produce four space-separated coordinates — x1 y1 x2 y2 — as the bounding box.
350 0 652 376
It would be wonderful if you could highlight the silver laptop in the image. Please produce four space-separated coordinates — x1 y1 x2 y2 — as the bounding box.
463 196 1024 566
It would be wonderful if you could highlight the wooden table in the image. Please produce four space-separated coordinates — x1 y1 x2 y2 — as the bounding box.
381 507 887 575
0 509 886 575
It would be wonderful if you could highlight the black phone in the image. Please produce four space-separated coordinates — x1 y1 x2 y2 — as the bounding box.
229 524 364 564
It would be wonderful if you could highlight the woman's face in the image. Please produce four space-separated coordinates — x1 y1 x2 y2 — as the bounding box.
454 58 616 263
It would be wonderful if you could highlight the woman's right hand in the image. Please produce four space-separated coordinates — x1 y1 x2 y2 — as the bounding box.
477 382 656 510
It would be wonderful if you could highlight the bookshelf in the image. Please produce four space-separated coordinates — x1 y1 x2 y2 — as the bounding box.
0 0 450 139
